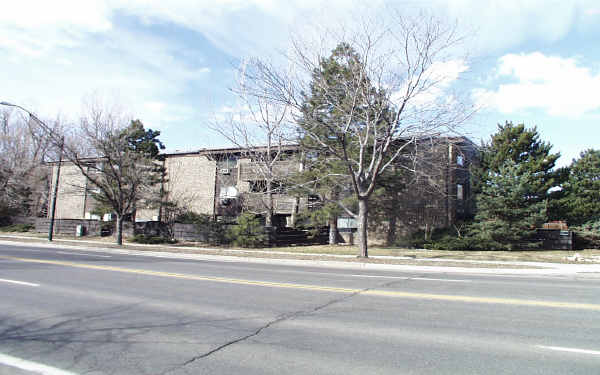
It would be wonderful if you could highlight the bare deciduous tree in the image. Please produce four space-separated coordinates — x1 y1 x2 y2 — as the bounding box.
239 11 474 257
209 65 297 227
0 108 56 221
61 103 164 245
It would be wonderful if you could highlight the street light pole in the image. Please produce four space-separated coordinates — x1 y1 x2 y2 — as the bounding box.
0 101 63 241
47 137 65 241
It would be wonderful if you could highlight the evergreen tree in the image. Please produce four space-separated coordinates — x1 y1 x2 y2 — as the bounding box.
239 15 471 256
295 43 391 249
289 155 347 244
121 119 165 224
467 122 559 249
66 116 166 245
475 121 560 205
469 160 546 250
561 149 600 225
368 166 408 246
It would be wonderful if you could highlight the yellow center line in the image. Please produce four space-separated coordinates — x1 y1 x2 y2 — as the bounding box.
3 255 600 311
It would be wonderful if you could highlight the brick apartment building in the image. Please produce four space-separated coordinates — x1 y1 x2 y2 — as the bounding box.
49 137 477 233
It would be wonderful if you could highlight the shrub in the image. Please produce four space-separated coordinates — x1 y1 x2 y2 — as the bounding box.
0 223 34 232
570 218 600 249
131 234 177 244
175 212 205 224
402 225 511 251
0 205 20 227
227 213 267 248
176 212 229 245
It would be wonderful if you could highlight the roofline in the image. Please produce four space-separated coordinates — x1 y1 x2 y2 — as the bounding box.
164 144 300 157
46 136 478 163
47 144 301 163
45 156 106 166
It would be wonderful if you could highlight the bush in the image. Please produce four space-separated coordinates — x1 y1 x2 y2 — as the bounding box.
573 231 600 249
175 212 205 224
571 218 600 249
402 227 458 249
0 223 34 232
131 234 177 244
227 213 267 248
402 225 511 251
176 212 229 245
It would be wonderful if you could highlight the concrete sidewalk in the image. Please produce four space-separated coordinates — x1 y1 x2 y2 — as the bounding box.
1 234 600 276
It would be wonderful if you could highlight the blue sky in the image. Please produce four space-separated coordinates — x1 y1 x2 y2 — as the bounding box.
1 0 599 166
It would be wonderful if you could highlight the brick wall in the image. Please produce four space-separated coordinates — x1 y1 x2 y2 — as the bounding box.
165 154 216 215
51 164 87 219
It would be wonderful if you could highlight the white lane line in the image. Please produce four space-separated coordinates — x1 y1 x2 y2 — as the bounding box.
348 274 471 282
537 345 600 356
0 278 39 287
482 274 568 279
349 274 409 279
0 352 78 374
56 251 111 258
411 277 472 282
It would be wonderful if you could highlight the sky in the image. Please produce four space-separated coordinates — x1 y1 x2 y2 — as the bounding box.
1 0 599 166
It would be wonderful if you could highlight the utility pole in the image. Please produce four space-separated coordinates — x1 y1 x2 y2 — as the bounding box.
47 137 64 241
0 101 62 241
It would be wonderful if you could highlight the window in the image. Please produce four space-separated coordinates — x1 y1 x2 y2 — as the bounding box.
456 184 464 200
249 180 268 193
456 155 464 166
217 155 238 169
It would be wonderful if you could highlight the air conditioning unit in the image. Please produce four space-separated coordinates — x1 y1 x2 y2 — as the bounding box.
220 168 231 175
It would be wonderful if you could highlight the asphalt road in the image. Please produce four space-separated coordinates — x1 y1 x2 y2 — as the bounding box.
0 242 599 374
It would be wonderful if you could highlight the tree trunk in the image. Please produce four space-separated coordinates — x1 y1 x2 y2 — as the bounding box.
116 214 124 246
290 197 299 228
131 201 137 234
328 216 338 245
357 198 368 258
386 214 397 247
265 190 274 227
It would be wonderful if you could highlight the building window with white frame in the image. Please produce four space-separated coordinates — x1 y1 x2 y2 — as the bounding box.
456 155 464 166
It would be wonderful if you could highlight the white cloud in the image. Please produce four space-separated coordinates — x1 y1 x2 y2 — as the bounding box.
110 0 600 58
473 52 600 117
0 0 112 57
2 0 598 61
430 0 600 53
392 59 469 109
0 5 209 131
584 7 600 15
113 0 363 58
0 0 111 30
2 0 600 152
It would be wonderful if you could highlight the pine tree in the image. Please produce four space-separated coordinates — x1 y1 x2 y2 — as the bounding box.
66 116 165 245
368 166 409 246
475 121 560 204
469 160 546 250
468 122 559 249
295 43 391 248
561 149 600 225
238 16 471 256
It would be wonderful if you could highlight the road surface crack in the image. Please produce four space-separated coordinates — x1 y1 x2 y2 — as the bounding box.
166 282 388 372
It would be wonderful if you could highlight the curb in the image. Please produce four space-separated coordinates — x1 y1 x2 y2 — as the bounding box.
1 235 599 276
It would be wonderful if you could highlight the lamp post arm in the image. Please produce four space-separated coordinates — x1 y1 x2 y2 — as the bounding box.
0 101 62 145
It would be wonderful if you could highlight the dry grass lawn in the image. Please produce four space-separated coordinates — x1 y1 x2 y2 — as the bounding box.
2 232 599 265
